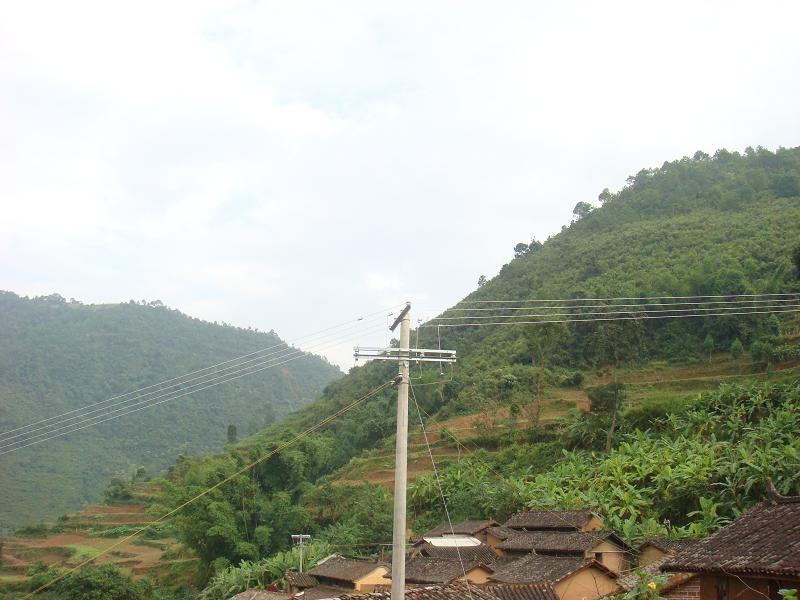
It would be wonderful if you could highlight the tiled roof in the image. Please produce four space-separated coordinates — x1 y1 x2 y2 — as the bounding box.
416 542 498 563
504 510 596 531
307 582 558 600
617 557 670 591
335 583 499 599
307 556 388 583
482 583 559 600
424 520 500 537
496 530 622 554
402 557 491 584
286 571 319 588
296 585 353 599
487 526 516 541
229 590 289 600
490 555 605 584
663 496 800 578
639 538 700 554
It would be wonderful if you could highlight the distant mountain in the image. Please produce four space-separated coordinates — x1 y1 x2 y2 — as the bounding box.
0 293 342 529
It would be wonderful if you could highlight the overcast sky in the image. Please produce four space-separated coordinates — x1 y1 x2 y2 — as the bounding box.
2 1 799 368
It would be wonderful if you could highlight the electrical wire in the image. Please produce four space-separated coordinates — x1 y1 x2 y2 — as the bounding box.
458 292 799 304
0 305 403 441
0 321 388 454
0 322 389 455
430 303 800 321
22 379 396 598
409 380 474 600
0 314 391 445
425 306 800 327
442 297 800 311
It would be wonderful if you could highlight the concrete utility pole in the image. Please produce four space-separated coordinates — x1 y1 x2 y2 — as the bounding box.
391 303 411 600
354 302 456 600
291 534 311 572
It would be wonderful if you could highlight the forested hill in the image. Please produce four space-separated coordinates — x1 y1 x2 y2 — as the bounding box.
0 293 342 529
267 145 800 452
152 146 800 581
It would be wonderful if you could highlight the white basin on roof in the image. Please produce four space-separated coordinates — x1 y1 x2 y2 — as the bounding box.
422 535 481 547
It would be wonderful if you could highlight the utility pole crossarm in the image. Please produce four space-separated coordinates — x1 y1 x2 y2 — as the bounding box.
352 302 457 600
353 347 457 363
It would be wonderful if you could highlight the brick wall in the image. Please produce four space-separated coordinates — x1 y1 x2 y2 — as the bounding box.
665 576 700 600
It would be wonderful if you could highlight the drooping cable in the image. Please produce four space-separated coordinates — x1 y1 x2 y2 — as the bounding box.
430 303 800 321
459 292 799 303
0 315 390 446
0 322 388 455
23 379 396 598
0 305 403 441
409 380 474 600
442 297 800 311
425 306 800 327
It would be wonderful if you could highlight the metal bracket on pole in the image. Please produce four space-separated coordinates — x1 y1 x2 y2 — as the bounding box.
353 347 457 363
352 302 457 600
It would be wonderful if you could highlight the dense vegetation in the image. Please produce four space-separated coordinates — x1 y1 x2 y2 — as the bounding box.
409 379 800 541
143 146 800 585
0 293 341 529
5 146 800 598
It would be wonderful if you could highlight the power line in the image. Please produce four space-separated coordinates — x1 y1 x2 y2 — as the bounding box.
458 292 799 304
442 297 800 312
0 322 388 454
410 380 474 600
0 306 402 441
0 315 391 446
425 306 800 328
430 303 800 321
23 379 396 599
0 322 389 455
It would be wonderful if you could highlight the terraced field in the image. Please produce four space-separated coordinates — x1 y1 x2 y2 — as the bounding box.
331 353 800 489
0 484 197 595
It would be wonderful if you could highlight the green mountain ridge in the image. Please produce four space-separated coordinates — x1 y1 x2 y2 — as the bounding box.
153 146 800 586
4 146 800 598
0 294 342 530
259 146 800 443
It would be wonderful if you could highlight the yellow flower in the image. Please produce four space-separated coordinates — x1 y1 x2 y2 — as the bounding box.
647 582 657 590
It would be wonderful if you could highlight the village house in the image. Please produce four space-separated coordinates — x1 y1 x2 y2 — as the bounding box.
335 582 500 599
490 554 618 600
229 591 290 600
504 510 605 533
616 540 701 600
638 539 699 567
333 581 560 600
486 510 608 556
397 556 495 586
284 570 320 596
296 555 390 597
662 490 800 600
409 539 498 564
422 519 501 545
492 530 632 574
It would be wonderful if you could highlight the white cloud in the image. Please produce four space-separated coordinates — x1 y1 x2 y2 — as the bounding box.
0 0 799 367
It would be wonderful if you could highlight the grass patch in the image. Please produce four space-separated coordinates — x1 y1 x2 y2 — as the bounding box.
65 543 101 562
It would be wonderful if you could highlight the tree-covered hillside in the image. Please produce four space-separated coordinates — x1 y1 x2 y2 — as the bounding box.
258 146 800 452
0 293 342 529
153 146 800 584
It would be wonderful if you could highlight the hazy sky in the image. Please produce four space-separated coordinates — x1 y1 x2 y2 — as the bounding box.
2 1 799 368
